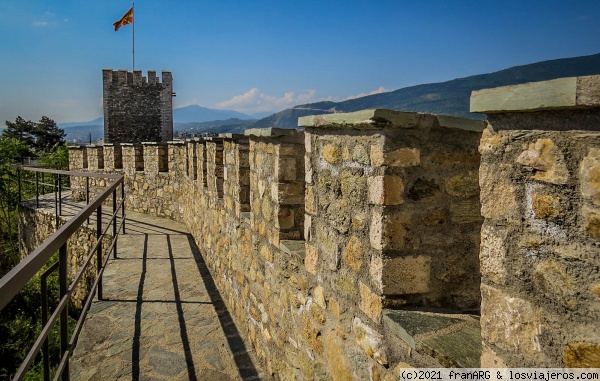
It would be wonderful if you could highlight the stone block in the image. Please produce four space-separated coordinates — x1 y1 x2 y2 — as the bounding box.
382 255 431 295
323 331 354 381
276 156 297 181
305 243 317 274
516 138 569 184
445 172 479 198
371 146 420 167
277 208 295 230
479 223 508 285
340 169 367 204
563 342 600 367
342 236 364 273
322 144 341 164
369 210 415 251
532 192 561 220
532 260 577 309
480 284 543 360
480 342 507 368
581 147 600 206
479 162 519 222
353 317 387 365
359 281 382 323
368 175 404 205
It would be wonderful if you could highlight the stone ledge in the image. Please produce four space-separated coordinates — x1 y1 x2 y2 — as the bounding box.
280 239 305 261
299 109 485 131
244 127 300 137
298 109 419 129
470 75 600 114
384 310 481 368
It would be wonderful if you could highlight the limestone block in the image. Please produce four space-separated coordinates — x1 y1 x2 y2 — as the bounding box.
480 342 508 368
479 162 520 222
322 144 341 164
276 156 297 181
479 223 508 285
305 243 318 274
369 209 416 251
563 342 600 367
382 255 431 295
480 284 543 360
277 208 295 229
445 172 479 198
532 260 577 310
371 146 420 167
340 169 367 204
581 147 600 206
313 285 326 309
478 126 503 155
368 175 404 205
352 144 370 165
342 236 364 273
323 331 354 381
353 317 387 365
532 192 561 220
516 138 569 184
359 281 382 323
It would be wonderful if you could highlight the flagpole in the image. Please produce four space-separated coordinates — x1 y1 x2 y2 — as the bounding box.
132 2 135 71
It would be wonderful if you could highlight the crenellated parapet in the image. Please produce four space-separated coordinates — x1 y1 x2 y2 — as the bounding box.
102 69 173 144
472 75 600 368
65 79 600 376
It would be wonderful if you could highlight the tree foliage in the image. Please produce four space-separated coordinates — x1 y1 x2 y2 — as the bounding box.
0 121 70 379
2 116 66 159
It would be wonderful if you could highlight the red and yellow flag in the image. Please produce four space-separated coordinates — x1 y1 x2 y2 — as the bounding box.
113 7 133 31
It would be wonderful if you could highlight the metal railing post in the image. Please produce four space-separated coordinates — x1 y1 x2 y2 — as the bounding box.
121 181 126 234
59 243 69 381
58 173 62 216
17 167 21 204
54 175 59 228
96 205 103 301
35 171 39 208
113 189 117 258
86 177 90 224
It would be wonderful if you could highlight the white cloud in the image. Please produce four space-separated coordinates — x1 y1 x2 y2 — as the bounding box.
344 86 387 100
216 88 317 113
32 21 49 27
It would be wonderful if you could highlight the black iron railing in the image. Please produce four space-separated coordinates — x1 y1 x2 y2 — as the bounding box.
0 167 126 381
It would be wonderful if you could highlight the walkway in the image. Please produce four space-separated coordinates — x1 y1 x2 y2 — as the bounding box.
69 210 263 380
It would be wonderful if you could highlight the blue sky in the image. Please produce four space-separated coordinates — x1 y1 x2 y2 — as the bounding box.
0 0 599 124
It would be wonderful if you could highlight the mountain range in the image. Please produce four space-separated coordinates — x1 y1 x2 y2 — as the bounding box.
59 52 600 139
247 52 600 128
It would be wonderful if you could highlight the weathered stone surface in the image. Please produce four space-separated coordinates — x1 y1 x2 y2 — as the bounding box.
480 284 543 360
445 172 479 198
516 138 569 184
532 260 577 310
471 76 590 113
368 175 404 205
581 148 600 205
359 281 382 323
479 223 508 285
382 256 431 295
532 192 561 220
342 236 364 273
563 342 600 367
323 332 354 381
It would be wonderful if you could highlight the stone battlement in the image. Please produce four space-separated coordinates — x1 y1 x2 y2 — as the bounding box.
102 69 173 87
66 75 600 378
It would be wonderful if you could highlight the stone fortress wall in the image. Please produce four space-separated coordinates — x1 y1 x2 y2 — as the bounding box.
102 69 174 144
67 75 600 378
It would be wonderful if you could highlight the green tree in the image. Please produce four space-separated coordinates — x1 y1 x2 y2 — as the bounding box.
2 116 66 158
2 117 35 159
33 116 66 151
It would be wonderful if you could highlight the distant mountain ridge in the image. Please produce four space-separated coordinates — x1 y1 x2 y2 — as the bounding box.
249 52 600 128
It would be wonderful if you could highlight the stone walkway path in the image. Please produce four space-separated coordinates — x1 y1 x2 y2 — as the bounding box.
70 210 263 380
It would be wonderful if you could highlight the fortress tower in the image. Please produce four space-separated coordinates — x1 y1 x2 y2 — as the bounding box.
102 69 174 144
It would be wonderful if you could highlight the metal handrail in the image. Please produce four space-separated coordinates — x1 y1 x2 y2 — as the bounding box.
0 167 126 381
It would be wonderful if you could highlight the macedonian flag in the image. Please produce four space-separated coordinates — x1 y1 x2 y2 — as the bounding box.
113 7 133 31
